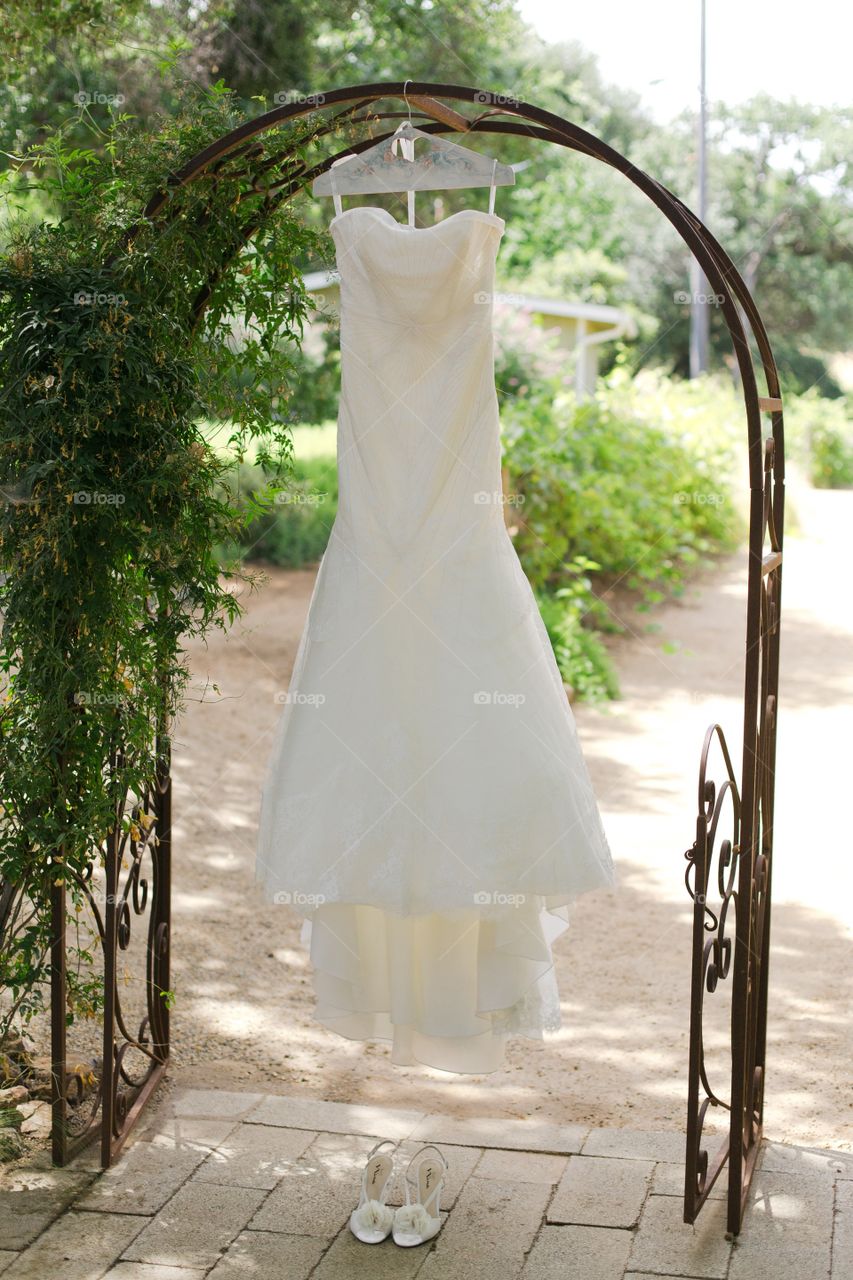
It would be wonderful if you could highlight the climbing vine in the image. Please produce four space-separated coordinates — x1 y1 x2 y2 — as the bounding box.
0 83 328 1036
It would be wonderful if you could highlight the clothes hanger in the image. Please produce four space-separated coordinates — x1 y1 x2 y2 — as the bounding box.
312 82 515 226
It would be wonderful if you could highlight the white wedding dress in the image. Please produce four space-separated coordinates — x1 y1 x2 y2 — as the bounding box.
256 191 617 1074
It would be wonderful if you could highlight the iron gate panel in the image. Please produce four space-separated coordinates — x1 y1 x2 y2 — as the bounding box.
684 421 784 1234
49 734 171 1167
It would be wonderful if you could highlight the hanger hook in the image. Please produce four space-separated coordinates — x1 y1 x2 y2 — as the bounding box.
402 79 413 124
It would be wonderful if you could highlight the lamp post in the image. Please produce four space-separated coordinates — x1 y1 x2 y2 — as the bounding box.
689 0 709 376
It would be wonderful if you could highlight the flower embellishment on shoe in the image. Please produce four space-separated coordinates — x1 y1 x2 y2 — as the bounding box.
393 1202 434 1237
348 1138 398 1244
351 1198 394 1236
392 1145 447 1247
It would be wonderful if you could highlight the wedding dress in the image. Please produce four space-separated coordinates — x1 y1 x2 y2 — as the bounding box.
256 187 617 1074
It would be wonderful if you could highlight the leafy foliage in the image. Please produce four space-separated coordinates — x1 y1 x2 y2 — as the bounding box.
496 370 743 693
786 389 853 488
225 455 339 568
535 572 620 705
501 377 742 604
0 84 328 1034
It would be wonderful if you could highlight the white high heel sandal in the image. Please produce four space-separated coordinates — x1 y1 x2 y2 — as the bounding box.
348 1138 398 1244
392 1145 448 1247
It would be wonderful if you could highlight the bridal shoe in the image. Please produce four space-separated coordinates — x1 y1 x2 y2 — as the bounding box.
392 1145 447 1246
348 1138 398 1243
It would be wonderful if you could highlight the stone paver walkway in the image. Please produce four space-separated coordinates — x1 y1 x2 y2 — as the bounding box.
1 1088 851 1278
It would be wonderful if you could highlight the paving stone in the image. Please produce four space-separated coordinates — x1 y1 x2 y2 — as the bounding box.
409 1114 588 1155
548 1154 653 1228
1 1209 148 1280
120 1182 266 1270
417 1176 550 1280
833 1179 853 1280
0 1256 18 1277
75 1133 213 1215
727 1167 835 1279
581 1128 688 1163
388 1140 482 1209
190 1123 316 1190
132 1115 243 1149
748 1167 835 1240
0 1168 98 1250
207 1230 327 1279
166 1089 265 1119
248 1131 380 1237
651 1158 726 1200
759 1140 853 1179
73 1146 108 1173
103 1265 208 1279
312 1227 427 1279
475 1149 567 1185
246 1095 424 1140
628 1193 731 1278
730 1237 831 1280
522 1224 632 1280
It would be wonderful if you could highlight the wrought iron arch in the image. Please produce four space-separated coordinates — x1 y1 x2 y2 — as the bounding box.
52 82 784 1239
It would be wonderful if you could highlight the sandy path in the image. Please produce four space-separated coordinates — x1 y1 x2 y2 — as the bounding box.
165 462 852 1151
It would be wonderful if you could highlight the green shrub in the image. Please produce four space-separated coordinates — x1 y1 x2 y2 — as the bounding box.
497 371 745 697
811 423 853 487
283 329 342 428
535 562 620 703
502 377 743 606
222 456 338 568
786 390 853 488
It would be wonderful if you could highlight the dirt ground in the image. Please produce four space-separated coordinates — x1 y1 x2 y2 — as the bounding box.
151 460 852 1151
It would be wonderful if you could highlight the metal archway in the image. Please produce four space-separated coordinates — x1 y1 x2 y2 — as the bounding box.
51 82 784 1238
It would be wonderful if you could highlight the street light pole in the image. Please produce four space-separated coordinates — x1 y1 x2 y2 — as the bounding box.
689 0 709 376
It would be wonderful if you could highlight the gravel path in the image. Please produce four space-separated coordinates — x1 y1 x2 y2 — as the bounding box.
139 459 850 1152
